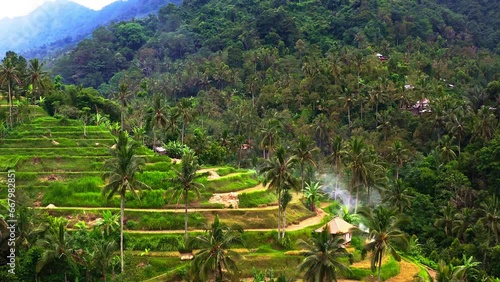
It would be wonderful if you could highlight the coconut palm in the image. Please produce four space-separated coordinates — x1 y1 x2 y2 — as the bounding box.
293 135 318 193
326 136 344 200
387 140 409 180
0 57 22 128
297 227 351 282
27 58 47 117
189 215 243 282
35 218 75 282
434 204 455 237
384 179 413 213
102 131 149 273
113 83 132 130
480 196 500 245
436 135 459 164
175 97 196 144
358 206 409 282
259 146 298 240
446 107 469 154
148 96 169 148
342 136 371 212
169 151 204 239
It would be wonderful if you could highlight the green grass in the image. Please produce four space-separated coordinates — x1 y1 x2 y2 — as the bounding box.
0 138 114 148
239 190 278 208
203 171 259 192
215 166 247 176
346 256 400 280
0 147 111 156
0 155 20 171
14 156 105 172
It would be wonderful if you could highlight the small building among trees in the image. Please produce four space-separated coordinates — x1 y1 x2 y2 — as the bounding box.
315 216 357 244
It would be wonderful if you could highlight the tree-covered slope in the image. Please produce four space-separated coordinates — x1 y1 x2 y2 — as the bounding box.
0 0 180 59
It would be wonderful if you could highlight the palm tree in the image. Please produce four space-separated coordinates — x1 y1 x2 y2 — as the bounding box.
434 204 455 237
93 239 118 282
293 135 318 193
343 137 371 212
359 206 409 282
436 135 459 164
387 140 408 180
0 57 22 128
35 217 75 282
446 107 469 154
169 151 204 239
27 58 47 117
304 182 323 211
453 207 475 242
148 96 169 148
114 83 132 130
260 118 280 159
327 136 344 200
175 97 195 145
102 131 149 273
259 146 298 240
384 179 413 213
479 196 500 245
189 215 243 282
297 227 351 282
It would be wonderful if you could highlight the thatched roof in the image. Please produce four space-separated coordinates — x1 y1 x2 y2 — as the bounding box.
315 216 356 234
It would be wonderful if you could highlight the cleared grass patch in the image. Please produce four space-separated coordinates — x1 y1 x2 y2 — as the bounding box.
203 171 259 192
239 190 278 208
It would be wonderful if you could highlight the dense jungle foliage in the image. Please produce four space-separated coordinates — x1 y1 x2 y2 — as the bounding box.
1 0 499 281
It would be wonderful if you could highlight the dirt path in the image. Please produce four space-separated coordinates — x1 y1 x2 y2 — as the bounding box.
386 259 421 282
196 167 220 179
122 207 326 234
38 205 278 213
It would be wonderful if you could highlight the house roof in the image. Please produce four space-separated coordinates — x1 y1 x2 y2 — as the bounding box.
315 216 356 234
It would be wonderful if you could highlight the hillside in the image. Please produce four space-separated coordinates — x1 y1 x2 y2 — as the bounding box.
0 0 180 59
0 0 499 281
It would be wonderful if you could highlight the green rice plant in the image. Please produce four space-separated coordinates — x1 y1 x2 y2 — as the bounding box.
130 212 206 230
0 156 22 171
142 161 172 172
68 177 104 193
205 172 259 192
0 147 111 157
238 190 278 208
136 171 169 190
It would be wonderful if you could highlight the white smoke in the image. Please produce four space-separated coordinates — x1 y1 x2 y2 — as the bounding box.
319 173 357 212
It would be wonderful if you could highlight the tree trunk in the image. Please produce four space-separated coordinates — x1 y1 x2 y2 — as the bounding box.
377 254 382 282
153 127 157 148
277 189 282 240
120 194 125 273
121 105 125 131
282 208 286 239
8 84 13 128
184 189 188 240
301 163 305 194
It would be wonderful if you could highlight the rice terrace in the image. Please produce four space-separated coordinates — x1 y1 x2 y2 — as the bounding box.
1 0 499 281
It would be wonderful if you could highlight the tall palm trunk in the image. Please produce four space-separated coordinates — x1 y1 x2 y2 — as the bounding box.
8 83 13 128
282 207 287 239
300 163 305 194
277 189 282 240
184 189 188 240
377 253 382 282
120 193 125 273
181 119 186 145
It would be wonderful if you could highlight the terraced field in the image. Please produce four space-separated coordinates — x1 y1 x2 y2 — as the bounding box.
0 110 429 281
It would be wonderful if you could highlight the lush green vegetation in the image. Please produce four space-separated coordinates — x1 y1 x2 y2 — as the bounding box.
1 0 499 280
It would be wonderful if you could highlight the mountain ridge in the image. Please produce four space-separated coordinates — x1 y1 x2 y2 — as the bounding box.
0 0 177 59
